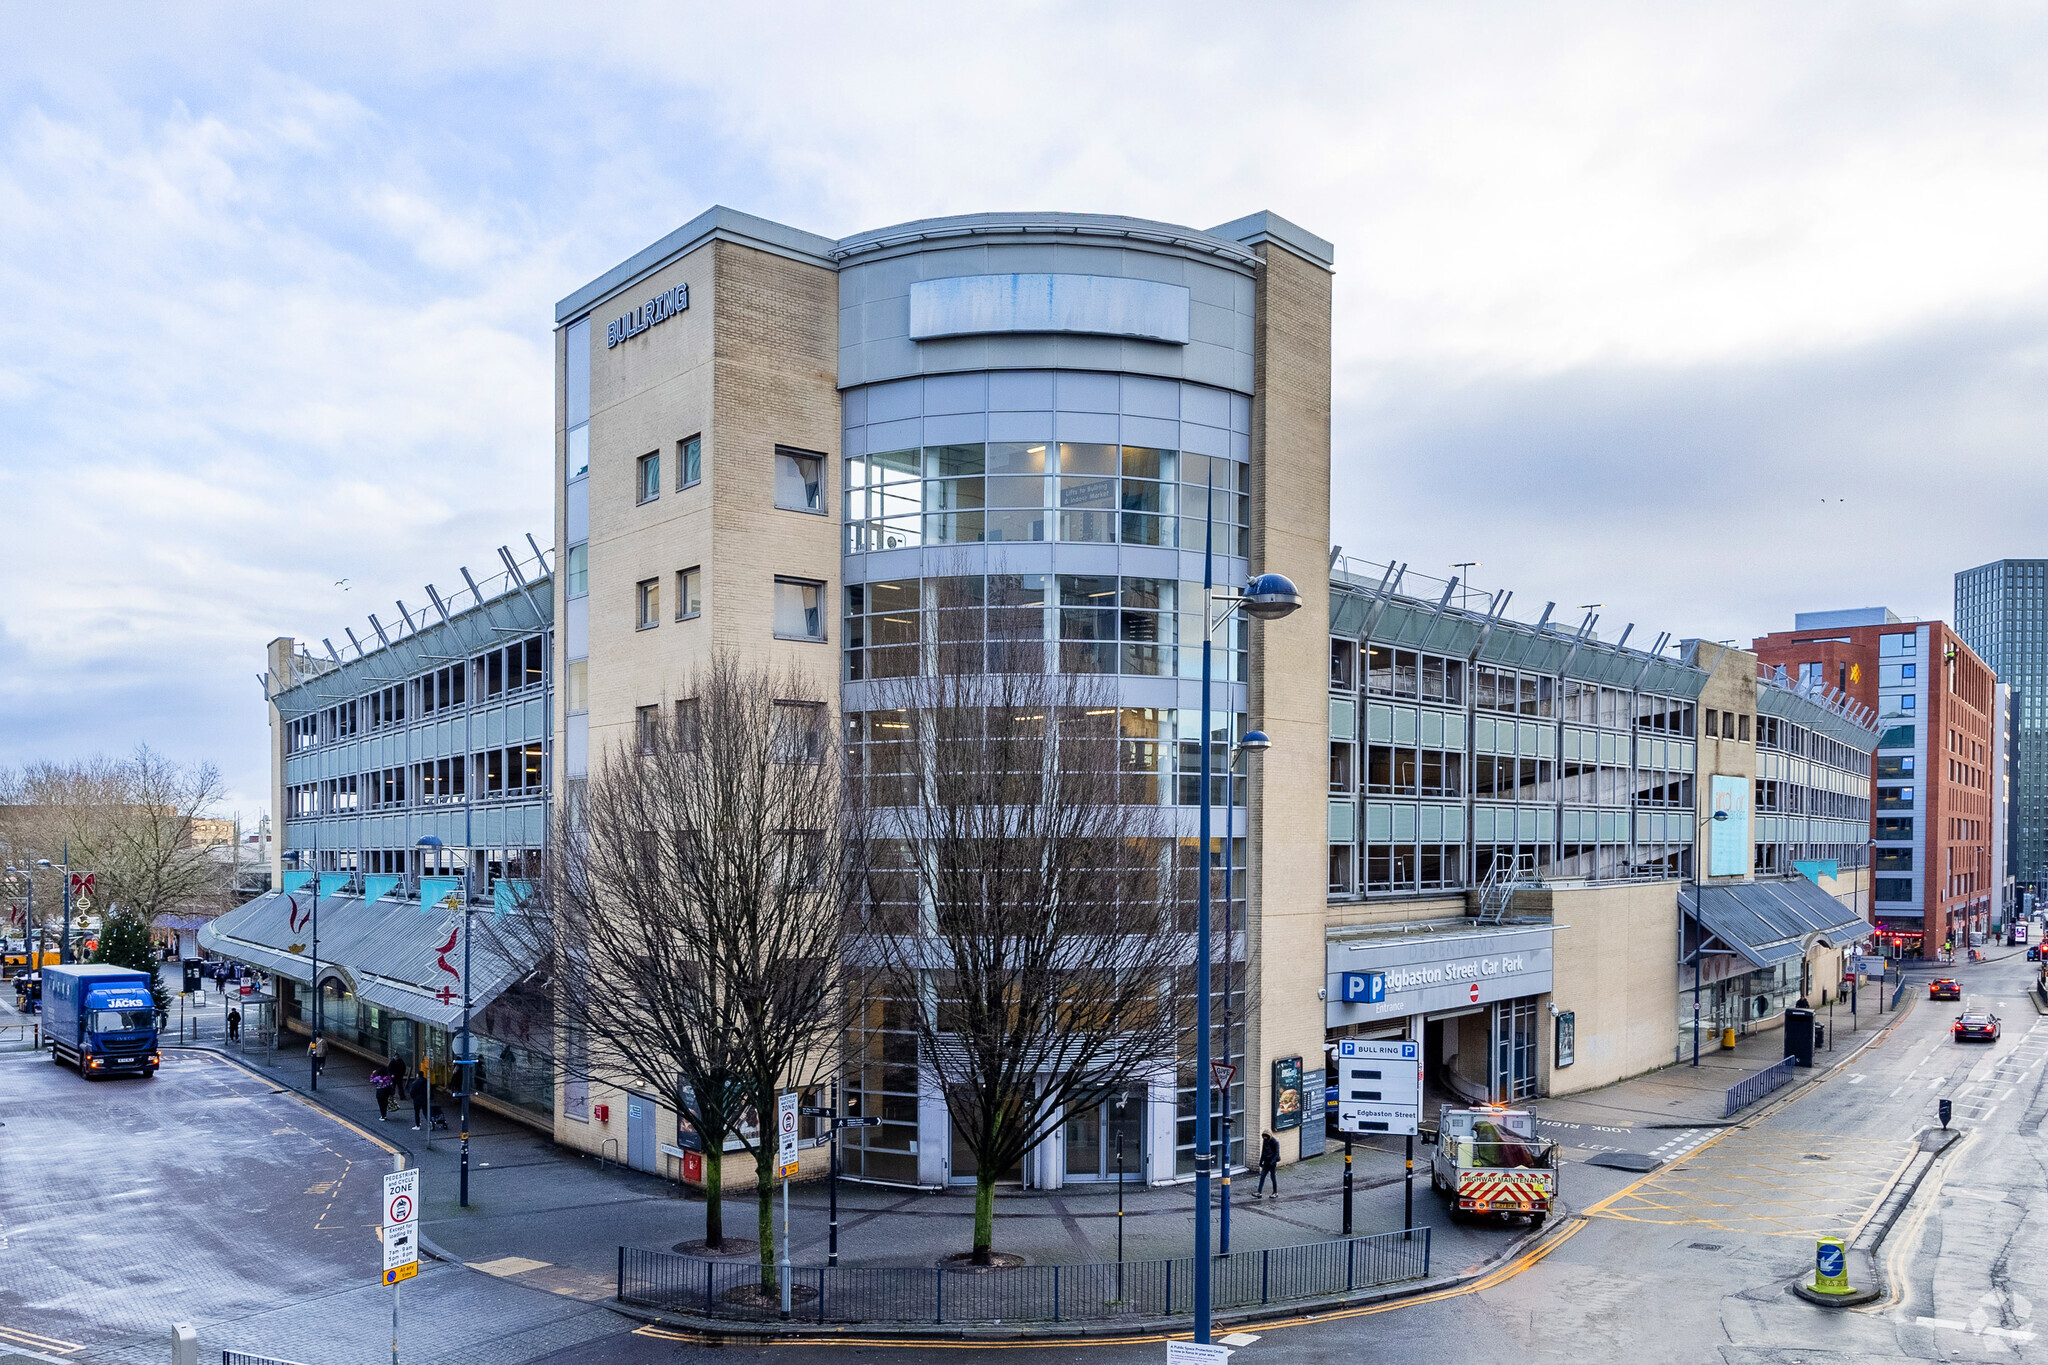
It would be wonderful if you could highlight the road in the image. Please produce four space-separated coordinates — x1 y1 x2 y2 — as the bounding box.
3 957 2039 1364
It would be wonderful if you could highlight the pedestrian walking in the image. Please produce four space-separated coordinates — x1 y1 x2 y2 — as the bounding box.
227 1008 241 1042
1256 1130 1281 1197
374 1068 397 1121
410 1072 430 1130
309 1033 328 1080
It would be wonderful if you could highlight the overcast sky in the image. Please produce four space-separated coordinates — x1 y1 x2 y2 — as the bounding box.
4 4 2046 816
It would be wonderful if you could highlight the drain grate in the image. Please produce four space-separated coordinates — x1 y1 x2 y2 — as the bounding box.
1801 1153 1831 1161
1689 1242 1724 1251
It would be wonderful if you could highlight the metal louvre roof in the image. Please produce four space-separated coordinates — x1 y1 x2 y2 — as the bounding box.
1680 879 1870 971
200 889 536 1032
1329 586 1709 699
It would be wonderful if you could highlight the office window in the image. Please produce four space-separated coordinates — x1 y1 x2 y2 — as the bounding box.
675 566 703 620
1705 709 1718 738
636 704 659 755
566 660 589 714
774 577 826 641
1901 663 1916 678
679 435 703 489
637 578 660 629
674 698 701 751
775 447 825 513
1900 694 1917 711
774 700 829 764
637 451 660 504
566 544 588 598
1738 714 1750 741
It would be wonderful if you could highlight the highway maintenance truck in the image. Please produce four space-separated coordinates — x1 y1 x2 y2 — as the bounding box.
43 964 161 1079
1428 1103 1557 1225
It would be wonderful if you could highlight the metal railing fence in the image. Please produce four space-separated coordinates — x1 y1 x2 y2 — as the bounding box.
1723 1056 1797 1117
224 1351 310 1365
618 1226 1430 1325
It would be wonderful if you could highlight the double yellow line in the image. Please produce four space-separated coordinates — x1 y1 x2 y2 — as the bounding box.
0 1322 84 1354
631 1219 1587 1351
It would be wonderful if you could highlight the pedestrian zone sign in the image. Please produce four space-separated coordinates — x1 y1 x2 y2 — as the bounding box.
777 1091 800 1179
384 1168 419 1228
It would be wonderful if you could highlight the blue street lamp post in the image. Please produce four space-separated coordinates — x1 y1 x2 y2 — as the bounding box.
419 836 473 1208
1192 469 1301 1344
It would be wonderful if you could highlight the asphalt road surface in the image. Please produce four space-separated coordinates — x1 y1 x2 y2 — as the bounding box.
5 959 2038 1364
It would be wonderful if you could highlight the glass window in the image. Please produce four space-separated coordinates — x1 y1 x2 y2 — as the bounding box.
774 577 825 641
636 578 659 629
676 566 703 619
565 660 588 714
679 435 702 488
775 448 825 513
565 544 588 598
636 452 659 504
636 704 659 755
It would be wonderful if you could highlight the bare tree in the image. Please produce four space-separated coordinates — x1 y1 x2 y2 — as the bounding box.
849 593 1194 1265
526 654 848 1294
1 746 229 943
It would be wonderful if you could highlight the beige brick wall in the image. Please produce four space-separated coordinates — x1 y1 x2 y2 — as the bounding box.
576 241 839 772
1693 642 1759 880
1245 241 1334 1158
1535 881 1681 1094
551 239 840 1155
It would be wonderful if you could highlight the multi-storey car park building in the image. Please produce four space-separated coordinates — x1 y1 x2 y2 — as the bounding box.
545 204 1886 1189
1327 567 1879 1103
1956 559 2044 906
1754 609 1999 958
200 545 557 1126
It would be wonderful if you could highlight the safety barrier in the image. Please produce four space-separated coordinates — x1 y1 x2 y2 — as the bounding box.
617 1226 1431 1325
1723 1055 1797 1118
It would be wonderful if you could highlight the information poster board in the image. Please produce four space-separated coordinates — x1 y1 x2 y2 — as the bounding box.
1272 1056 1302 1131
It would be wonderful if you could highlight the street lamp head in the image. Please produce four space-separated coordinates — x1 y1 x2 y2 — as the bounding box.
416 836 445 848
1241 573 1302 621
1238 729 1272 754
36 859 52 868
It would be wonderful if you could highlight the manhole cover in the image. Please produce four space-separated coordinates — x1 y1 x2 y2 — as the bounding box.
1689 1242 1724 1251
1587 1151 1662 1172
1801 1154 1831 1161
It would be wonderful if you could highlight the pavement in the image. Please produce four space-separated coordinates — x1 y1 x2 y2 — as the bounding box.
177 1030 1518 1281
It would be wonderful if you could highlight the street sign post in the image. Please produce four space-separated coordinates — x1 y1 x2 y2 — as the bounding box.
382 1162 419 1364
777 1091 798 1319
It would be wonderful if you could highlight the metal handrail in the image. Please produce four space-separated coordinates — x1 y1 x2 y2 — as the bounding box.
1723 1056 1796 1118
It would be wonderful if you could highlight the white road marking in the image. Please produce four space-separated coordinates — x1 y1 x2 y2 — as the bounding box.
1848 1074 1866 1084
1910 1315 2036 1341
1888 1086 1904 1098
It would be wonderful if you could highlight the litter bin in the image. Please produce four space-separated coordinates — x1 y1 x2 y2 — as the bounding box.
1783 1007 1816 1067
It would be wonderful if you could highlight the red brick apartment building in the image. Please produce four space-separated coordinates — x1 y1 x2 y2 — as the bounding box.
1754 609 1997 959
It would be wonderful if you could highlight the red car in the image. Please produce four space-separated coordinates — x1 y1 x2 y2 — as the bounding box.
1928 979 1962 1001
1953 1011 2000 1043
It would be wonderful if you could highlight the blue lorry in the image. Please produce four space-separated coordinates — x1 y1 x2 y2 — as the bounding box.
42 964 161 1079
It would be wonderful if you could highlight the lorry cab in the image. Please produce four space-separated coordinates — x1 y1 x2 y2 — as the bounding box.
43 965 161 1079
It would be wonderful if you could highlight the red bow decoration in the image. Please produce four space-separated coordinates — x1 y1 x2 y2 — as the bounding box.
288 895 309 934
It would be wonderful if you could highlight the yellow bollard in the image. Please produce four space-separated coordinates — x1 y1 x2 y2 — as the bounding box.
1811 1238 1852 1295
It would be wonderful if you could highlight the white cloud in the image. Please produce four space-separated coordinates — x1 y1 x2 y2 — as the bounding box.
3 3 2047 810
